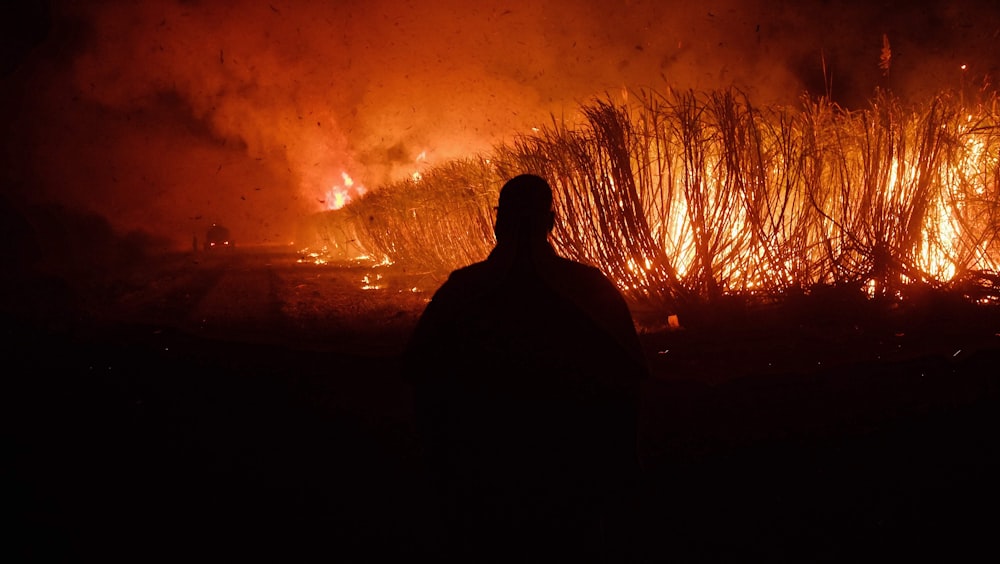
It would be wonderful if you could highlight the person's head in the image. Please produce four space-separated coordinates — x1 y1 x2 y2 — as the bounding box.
494 174 555 246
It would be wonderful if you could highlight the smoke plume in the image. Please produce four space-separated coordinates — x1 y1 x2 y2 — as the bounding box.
2 0 998 247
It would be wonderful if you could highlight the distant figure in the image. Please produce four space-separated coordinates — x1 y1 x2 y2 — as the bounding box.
405 174 648 562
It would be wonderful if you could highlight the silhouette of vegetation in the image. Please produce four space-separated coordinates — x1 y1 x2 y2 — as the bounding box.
315 88 1000 313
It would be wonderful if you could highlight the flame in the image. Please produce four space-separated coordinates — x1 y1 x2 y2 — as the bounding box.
640 103 999 294
324 171 366 211
328 190 350 210
309 91 1000 302
411 150 428 182
361 273 383 290
639 108 992 296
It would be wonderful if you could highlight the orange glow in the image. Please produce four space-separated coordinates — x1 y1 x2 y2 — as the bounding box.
307 89 1000 303
10 0 1000 253
324 172 365 211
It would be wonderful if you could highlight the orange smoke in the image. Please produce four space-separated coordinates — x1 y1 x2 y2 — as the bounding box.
3 0 999 248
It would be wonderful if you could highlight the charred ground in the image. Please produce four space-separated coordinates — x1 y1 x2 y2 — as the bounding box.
5 242 1000 562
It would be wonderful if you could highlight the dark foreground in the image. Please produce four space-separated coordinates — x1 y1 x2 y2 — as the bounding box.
5 262 1000 562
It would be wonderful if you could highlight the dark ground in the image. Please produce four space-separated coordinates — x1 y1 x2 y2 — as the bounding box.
4 248 1000 562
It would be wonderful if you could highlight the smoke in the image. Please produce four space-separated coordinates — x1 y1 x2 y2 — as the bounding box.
2 0 998 247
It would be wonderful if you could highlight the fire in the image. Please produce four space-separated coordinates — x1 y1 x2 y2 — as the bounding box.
361 273 383 290
328 189 350 210
625 90 1000 299
324 171 365 211
411 150 429 182
308 88 1000 307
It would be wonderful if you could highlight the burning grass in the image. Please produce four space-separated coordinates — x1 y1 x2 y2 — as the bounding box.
313 87 1000 314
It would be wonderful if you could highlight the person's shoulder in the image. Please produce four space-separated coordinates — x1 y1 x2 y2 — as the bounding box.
442 260 494 285
553 256 618 288
547 256 635 312
451 259 493 276
429 260 496 300
555 255 603 275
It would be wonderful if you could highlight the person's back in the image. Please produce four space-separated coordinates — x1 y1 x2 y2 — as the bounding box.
405 174 647 562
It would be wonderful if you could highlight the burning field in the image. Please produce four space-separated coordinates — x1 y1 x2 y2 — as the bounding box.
6 0 1000 253
4 0 1000 562
310 87 1000 322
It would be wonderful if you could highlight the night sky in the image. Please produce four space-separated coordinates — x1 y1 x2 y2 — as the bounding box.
2 0 998 248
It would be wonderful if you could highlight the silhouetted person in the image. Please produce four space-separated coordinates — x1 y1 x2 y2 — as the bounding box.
405 174 648 563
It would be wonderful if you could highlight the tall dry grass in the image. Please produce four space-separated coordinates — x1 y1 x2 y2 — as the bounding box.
314 87 1000 311
334 157 503 272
